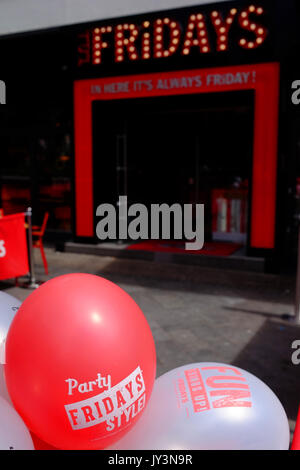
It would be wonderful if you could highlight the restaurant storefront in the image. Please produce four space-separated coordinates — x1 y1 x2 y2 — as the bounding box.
0 0 299 271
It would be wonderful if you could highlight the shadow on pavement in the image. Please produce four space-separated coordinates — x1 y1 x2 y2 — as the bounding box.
233 318 300 424
6 248 296 306
93 257 296 305
222 306 293 320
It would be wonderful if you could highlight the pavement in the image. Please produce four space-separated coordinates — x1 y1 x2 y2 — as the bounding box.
1 246 300 445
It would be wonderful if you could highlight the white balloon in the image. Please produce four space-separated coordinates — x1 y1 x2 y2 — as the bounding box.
0 292 21 404
0 291 21 344
0 395 34 449
0 364 12 404
108 362 290 450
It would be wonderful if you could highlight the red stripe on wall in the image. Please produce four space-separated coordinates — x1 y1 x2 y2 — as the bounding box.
74 81 94 237
251 63 279 248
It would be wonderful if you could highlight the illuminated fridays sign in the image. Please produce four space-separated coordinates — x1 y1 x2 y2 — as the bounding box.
77 4 268 67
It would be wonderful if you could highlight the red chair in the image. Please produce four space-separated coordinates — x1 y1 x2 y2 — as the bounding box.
32 212 49 275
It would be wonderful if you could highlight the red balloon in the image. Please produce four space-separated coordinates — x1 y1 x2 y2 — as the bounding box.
4 274 156 450
30 432 58 450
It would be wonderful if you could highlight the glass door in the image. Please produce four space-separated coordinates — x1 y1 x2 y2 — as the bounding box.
0 134 32 215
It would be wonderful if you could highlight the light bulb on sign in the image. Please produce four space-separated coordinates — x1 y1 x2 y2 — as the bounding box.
153 17 181 59
114 22 139 62
238 6 267 49
181 13 211 55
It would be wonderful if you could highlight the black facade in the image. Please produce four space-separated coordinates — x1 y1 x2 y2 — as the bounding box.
0 0 299 272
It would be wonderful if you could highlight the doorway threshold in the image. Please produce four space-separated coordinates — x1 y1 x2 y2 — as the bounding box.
64 241 265 273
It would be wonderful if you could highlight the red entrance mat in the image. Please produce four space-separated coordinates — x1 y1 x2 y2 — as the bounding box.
126 240 242 257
